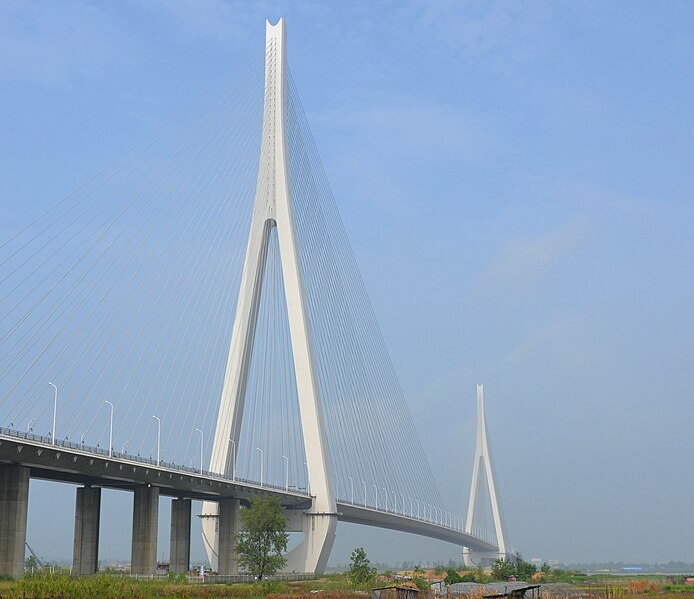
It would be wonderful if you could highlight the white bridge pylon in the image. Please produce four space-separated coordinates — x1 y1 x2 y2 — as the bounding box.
202 18 336 574
463 384 508 566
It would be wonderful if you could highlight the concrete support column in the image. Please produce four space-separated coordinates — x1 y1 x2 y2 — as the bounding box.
218 498 240 575
72 486 101 576
131 485 159 576
0 464 30 579
169 498 191 574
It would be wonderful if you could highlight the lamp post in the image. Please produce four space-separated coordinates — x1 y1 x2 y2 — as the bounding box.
28 417 36 433
372 484 378 509
384 488 388 512
103 400 114 457
228 439 236 481
48 382 57 446
282 455 288 491
194 428 203 474
256 448 264 486
348 476 354 505
361 480 367 506
152 415 161 466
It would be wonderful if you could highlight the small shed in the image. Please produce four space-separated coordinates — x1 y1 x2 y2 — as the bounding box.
373 585 422 599
684 577 694 586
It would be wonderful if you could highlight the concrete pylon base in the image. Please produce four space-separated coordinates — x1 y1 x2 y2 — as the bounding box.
218 498 241 575
463 547 506 567
284 512 336 575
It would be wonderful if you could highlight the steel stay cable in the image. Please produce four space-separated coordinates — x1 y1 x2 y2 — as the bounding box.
0 51 264 263
0 98 249 420
4 82 264 436
148 120 264 460
103 98 264 452
0 58 264 341
288 74 446 510
61 101 258 443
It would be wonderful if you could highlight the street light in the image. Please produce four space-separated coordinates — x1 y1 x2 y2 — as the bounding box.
256 448 264 486
372 484 378 509
152 415 161 466
194 428 203 475
228 439 236 481
48 382 57 446
28 417 36 433
348 476 354 505
104 400 114 457
282 455 289 491
361 480 367 506
384 488 388 512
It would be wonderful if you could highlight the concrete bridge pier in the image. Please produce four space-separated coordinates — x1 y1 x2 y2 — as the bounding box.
72 486 101 576
169 498 191 574
131 485 159 575
218 498 241 575
0 464 30 579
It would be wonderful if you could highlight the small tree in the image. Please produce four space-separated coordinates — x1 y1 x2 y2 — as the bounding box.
234 495 288 580
349 547 377 586
25 554 39 573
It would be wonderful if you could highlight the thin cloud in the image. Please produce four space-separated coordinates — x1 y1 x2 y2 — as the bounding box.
485 216 589 287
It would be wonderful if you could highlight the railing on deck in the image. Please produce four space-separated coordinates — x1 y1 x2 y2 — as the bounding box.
0 426 308 497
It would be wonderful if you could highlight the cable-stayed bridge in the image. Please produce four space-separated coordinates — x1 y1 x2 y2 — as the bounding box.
0 19 508 578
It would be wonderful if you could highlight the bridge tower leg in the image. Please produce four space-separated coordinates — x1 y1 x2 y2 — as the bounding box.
0 464 30 579
463 384 508 566
202 17 336 574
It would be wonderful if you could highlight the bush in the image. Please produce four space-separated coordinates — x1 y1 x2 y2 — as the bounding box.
627 579 659 594
445 569 464 584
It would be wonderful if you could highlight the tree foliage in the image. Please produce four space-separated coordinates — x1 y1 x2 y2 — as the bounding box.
234 495 288 580
444 568 479 584
25 554 39 572
491 553 537 581
349 547 377 586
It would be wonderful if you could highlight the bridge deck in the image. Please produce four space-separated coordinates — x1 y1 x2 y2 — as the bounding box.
0 430 496 552
337 502 497 552
0 429 310 506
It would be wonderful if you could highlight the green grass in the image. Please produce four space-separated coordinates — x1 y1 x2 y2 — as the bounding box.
0 573 367 599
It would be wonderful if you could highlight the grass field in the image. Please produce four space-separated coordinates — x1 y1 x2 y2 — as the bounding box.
0 573 692 599
0 573 369 599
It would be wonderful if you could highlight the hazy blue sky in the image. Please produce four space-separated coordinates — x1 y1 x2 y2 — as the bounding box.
2 1 694 567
